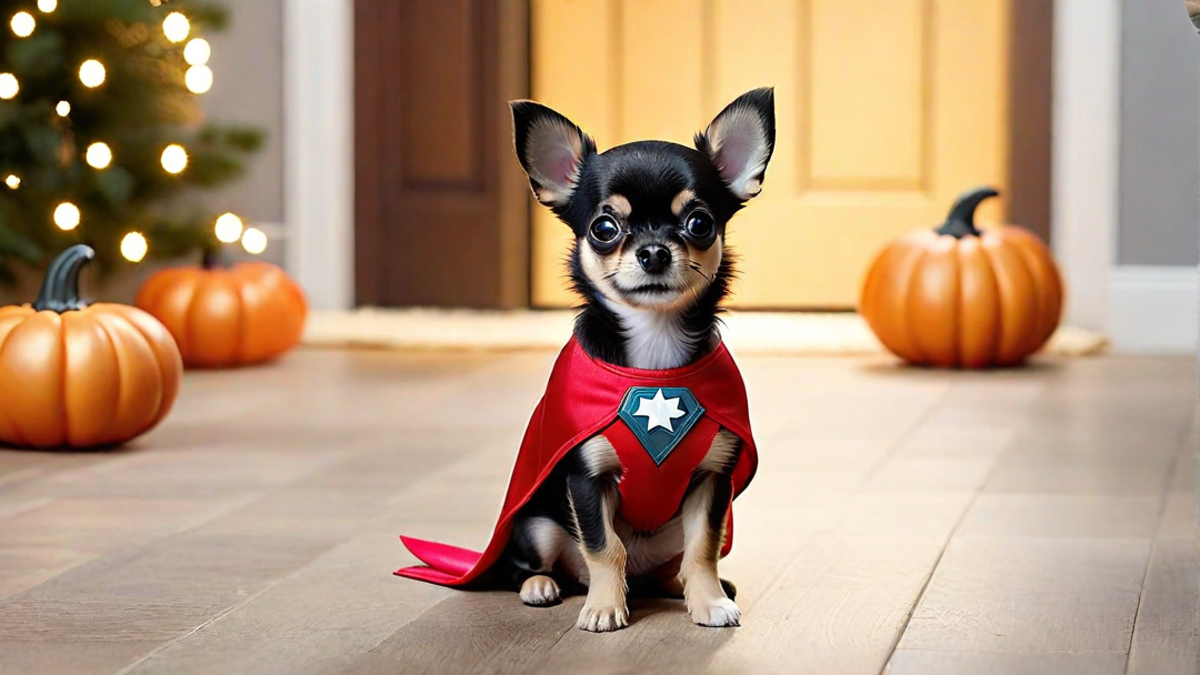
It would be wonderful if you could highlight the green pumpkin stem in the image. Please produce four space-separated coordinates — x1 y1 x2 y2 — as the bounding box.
33 244 95 313
935 186 1000 238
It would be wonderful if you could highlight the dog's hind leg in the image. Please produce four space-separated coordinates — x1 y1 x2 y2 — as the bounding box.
506 516 570 606
519 574 562 607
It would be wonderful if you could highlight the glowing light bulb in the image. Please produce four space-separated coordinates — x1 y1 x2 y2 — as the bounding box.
86 142 112 169
120 232 148 262
162 12 189 42
37 0 56 12
11 11 34 37
56 100 70 116
214 213 243 243
241 227 267 255
79 60 105 88
54 202 80 231
184 38 210 65
161 144 188 174
0 73 17 99
185 65 212 94
5 175 20 189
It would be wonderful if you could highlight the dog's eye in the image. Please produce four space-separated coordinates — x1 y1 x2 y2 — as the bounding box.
685 211 715 240
589 216 621 244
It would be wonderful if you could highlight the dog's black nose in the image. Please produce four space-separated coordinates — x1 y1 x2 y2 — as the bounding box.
636 244 671 274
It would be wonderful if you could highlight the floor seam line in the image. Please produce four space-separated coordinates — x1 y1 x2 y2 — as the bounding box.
1121 538 1159 675
875 487 982 674
873 388 1031 675
1125 431 1188 675
859 383 955 485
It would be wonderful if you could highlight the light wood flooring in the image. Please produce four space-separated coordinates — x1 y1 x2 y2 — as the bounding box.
0 349 1195 675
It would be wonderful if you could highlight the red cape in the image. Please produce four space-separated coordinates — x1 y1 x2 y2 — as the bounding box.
396 337 758 587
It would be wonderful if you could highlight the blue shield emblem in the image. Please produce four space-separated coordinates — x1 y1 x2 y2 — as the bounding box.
617 387 705 466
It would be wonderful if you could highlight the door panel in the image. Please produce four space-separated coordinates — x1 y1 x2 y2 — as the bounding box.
809 0 927 190
356 0 529 308
531 0 1011 309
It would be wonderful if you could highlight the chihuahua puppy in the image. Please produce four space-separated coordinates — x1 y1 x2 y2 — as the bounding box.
501 88 775 632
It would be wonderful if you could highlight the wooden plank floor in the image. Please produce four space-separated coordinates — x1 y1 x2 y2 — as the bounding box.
0 349 1194 675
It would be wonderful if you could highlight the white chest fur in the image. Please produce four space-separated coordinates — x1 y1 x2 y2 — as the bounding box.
605 302 698 370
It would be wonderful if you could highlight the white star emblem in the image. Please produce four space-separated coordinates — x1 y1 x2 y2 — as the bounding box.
633 389 686 432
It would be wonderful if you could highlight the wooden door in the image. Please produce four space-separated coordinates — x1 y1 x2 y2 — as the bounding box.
530 0 1013 309
355 0 529 308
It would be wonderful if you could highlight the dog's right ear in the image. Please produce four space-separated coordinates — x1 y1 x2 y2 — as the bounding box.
510 101 595 208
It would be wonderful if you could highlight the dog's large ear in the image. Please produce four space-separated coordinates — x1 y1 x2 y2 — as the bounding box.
510 101 595 207
695 88 776 201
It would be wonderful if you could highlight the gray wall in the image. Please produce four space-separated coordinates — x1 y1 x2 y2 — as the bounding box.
1118 0 1200 266
199 0 285 264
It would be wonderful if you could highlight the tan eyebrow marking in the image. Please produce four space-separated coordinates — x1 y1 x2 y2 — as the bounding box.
601 194 631 219
671 189 696 216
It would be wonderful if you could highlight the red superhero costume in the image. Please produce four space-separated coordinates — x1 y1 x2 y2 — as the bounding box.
396 337 758 587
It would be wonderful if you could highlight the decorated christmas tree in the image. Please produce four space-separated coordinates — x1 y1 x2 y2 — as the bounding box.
0 0 263 284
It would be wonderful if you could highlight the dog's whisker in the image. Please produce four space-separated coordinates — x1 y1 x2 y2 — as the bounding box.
686 265 714 284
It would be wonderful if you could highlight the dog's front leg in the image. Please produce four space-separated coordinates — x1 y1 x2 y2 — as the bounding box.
568 436 629 632
680 430 741 627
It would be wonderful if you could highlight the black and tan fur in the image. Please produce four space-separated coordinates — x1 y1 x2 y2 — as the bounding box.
502 88 775 631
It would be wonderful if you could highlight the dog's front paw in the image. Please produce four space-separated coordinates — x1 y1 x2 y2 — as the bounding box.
690 597 741 627
577 603 630 632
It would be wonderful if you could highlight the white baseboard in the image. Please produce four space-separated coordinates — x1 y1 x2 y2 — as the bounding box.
1108 266 1197 354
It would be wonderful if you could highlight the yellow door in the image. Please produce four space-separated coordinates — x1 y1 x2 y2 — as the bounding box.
530 0 1011 309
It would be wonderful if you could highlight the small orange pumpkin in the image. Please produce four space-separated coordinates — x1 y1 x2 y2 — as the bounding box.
0 245 183 449
135 251 307 368
859 187 1064 368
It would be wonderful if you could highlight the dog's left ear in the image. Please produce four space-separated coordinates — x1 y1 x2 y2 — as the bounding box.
695 87 776 201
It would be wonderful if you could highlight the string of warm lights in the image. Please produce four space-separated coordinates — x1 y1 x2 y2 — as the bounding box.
2 1 269 261
54 202 80 231
11 11 34 37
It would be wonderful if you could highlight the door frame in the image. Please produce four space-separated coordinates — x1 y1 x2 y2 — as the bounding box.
1051 0 1121 333
290 0 1097 322
283 0 355 311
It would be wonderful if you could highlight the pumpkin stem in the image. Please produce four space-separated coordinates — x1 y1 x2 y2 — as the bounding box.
935 186 1000 238
33 244 95 313
201 247 227 270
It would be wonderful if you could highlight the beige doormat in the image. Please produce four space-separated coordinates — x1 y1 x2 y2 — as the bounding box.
302 308 1108 358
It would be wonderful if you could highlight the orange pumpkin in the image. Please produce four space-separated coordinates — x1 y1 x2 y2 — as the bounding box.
0 245 183 449
134 252 307 368
859 187 1064 368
